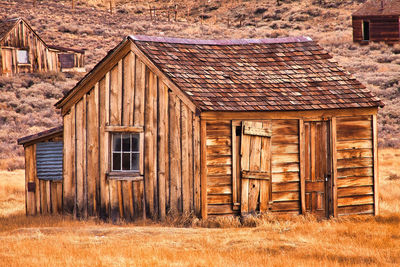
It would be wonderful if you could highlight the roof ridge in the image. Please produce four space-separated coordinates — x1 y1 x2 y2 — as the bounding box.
129 35 313 45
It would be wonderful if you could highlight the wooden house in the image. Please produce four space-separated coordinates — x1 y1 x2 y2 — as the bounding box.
352 0 400 43
19 35 383 221
0 18 85 76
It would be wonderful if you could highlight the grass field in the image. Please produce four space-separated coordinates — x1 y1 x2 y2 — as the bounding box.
0 149 399 266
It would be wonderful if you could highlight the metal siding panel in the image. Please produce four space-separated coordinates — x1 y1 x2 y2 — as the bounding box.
36 142 63 180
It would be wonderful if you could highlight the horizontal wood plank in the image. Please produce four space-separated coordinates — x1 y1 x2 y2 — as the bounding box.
337 149 372 159
272 192 299 201
337 167 373 178
207 185 232 195
337 157 373 169
207 195 232 204
338 195 374 206
337 186 373 198
272 182 299 192
337 176 373 188
336 139 372 150
208 204 234 214
337 204 374 215
272 172 300 183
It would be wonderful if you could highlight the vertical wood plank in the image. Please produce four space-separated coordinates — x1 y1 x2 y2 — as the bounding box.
299 119 306 214
63 110 75 214
188 111 194 212
87 86 99 216
83 94 88 218
157 83 168 220
134 58 145 126
153 75 159 218
193 115 201 216
56 182 62 213
122 181 133 221
75 99 84 218
241 178 249 214
181 103 190 213
40 179 47 214
118 180 124 218
99 76 110 219
25 145 36 215
331 117 338 217
51 182 58 214
200 119 207 219
109 180 119 222
144 69 156 218
372 114 379 216
122 52 134 126
110 64 121 126
169 92 181 213
231 121 239 206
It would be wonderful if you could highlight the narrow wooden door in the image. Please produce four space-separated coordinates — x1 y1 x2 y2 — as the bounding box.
304 121 332 217
240 121 272 215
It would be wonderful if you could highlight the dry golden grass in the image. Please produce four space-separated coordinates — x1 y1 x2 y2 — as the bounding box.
0 149 400 266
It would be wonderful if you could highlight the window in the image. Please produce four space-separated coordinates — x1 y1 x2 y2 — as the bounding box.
111 133 140 172
17 49 29 64
363 21 370 41
58 53 75 68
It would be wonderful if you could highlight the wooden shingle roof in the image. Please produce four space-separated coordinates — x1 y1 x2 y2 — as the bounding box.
353 0 400 16
131 35 383 111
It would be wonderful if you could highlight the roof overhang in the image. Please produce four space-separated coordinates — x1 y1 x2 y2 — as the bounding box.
18 126 63 147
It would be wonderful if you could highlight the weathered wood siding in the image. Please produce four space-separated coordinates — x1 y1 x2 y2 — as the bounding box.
336 115 374 215
353 16 400 43
270 119 300 214
24 143 63 215
206 120 235 216
62 50 200 220
0 19 84 75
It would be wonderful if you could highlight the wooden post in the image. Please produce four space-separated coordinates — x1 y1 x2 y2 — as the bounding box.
200 119 207 219
299 119 306 215
72 0 75 10
110 0 113 14
331 117 338 217
372 114 379 216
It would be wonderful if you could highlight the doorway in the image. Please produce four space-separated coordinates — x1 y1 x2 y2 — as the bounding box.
303 121 333 218
363 21 370 41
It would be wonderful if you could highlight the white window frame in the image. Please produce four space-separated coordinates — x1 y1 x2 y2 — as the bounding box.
111 133 140 172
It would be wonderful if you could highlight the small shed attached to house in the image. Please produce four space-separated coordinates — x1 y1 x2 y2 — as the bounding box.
0 18 85 76
20 35 383 221
352 0 400 43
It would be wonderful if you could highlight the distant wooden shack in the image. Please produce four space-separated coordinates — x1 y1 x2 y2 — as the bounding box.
352 0 400 44
0 18 85 76
19 35 383 221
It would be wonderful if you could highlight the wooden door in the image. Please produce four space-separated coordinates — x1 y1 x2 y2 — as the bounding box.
240 121 272 215
304 121 333 217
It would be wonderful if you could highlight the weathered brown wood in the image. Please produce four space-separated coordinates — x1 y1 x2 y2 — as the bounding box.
207 204 236 215
122 52 134 126
206 156 231 166
337 149 372 159
110 64 121 125
117 181 123 218
193 115 201 216
105 126 144 132
337 157 373 168
200 119 208 219
181 104 190 214
86 86 99 216
99 76 110 218
337 167 373 178
56 182 62 213
157 83 168 220
272 182 299 192
206 137 231 147
206 146 232 156
169 92 181 213
63 110 75 214
372 114 379 216
51 182 58 214
336 139 372 150
272 172 300 183
337 176 373 188
272 192 299 201
207 194 232 204
207 185 232 195
271 162 299 173
25 145 36 215
122 181 132 221
270 201 300 211
40 179 47 214
75 99 85 218
338 195 374 206
338 204 374 216
134 58 145 126
109 180 119 222
144 69 156 217
337 186 373 198
331 117 338 217
299 119 306 214
231 121 239 207
271 144 299 154
133 180 144 220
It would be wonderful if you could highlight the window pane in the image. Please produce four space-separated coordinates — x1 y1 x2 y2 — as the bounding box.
112 153 121 171
132 134 139 152
17 50 28 64
131 153 139 171
122 152 130 170
113 134 121 151
122 134 131 152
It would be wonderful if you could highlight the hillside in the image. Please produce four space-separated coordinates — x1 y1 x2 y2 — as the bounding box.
1 0 399 169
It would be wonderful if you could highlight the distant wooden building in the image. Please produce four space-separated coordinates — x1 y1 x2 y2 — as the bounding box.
0 18 85 76
19 35 383 221
352 0 400 43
